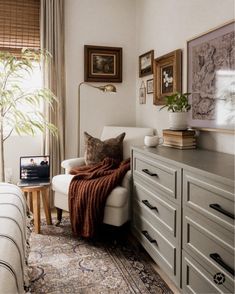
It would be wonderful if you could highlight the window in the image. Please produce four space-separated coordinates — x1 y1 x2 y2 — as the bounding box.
0 0 40 54
0 0 42 136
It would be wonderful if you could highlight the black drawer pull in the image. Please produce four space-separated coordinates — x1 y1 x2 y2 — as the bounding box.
142 169 158 177
209 204 234 220
142 230 157 244
142 200 158 211
210 253 234 276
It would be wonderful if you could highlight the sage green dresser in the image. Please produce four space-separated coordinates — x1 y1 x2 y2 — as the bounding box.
131 146 234 293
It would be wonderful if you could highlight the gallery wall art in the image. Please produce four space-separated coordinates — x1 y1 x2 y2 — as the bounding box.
147 78 154 94
139 81 146 104
187 20 235 131
84 45 122 82
139 50 154 77
153 49 182 105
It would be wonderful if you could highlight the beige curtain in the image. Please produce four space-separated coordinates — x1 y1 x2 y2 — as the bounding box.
40 0 65 176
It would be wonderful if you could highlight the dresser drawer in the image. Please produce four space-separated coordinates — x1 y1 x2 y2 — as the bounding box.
183 212 234 287
183 171 234 232
132 212 178 280
182 251 233 294
133 151 180 200
133 183 178 240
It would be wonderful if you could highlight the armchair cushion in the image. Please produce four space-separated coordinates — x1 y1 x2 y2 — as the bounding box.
84 131 125 165
52 174 74 194
52 175 128 209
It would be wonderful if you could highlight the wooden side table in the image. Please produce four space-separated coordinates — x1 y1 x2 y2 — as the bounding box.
21 184 52 234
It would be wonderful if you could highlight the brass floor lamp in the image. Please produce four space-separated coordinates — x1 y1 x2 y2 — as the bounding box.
77 82 117 156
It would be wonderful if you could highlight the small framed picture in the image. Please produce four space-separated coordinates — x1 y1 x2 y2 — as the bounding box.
146 79 154 94
153 49 182 105
139 81 146 104
84 45 122 82
139 50 154 77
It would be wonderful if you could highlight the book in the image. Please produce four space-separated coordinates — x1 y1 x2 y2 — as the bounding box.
164 140 196 147
164 136 196 142
164 137 196 144
163 143 196 149
163 129 196 137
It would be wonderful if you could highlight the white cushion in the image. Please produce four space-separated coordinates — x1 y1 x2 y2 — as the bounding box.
52 174 74 194
101 126 154 159
52 174 128 208
105 186 128 207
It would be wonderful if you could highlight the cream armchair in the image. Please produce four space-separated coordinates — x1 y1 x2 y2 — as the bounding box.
52 126 154 226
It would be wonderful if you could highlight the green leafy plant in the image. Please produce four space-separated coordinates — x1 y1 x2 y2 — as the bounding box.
160 92 191 112
0 49 57 181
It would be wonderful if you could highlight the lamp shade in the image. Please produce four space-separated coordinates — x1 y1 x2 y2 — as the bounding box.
98 84 117 93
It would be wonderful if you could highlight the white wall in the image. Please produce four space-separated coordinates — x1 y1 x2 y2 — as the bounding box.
6 0 233 180
136 0 234 154
65 0 137 158
5 135 42 184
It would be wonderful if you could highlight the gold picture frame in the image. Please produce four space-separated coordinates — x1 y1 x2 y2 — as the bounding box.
153 49 182 105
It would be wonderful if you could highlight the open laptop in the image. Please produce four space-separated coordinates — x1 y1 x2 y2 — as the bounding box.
18 155 50 186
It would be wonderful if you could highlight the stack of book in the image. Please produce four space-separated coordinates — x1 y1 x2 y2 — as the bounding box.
162 129 196 149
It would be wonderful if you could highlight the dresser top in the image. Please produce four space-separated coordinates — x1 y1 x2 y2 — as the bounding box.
132 146 234 181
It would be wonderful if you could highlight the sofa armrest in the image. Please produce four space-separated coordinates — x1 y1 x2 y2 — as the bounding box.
121 170 131 192
61 157 85 174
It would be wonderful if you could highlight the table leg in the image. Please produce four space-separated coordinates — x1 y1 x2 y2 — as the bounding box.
28 192 33 212
32 190 40 234
42 188 52 225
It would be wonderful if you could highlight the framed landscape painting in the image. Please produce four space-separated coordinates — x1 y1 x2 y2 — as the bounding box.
187 21 235 132
84 45 122 82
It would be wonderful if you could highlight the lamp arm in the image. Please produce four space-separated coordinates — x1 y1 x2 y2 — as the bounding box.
79 82 101 91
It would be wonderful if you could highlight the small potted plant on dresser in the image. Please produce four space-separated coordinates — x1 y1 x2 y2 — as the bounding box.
160 92 191 130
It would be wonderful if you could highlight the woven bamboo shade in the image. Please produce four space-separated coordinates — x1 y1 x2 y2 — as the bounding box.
0 0 40 54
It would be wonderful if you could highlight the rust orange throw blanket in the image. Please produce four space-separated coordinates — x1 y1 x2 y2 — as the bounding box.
69 158 130 238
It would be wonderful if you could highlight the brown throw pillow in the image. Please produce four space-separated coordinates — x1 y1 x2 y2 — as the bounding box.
84 131 126 165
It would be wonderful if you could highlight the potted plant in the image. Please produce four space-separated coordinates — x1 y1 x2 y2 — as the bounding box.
0 49 57 182
160 92 191 130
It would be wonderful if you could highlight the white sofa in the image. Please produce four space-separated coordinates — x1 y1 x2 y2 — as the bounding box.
52 126 154 226
0 183 31 294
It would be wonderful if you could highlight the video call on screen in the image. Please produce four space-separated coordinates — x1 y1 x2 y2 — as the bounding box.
21 156 49 180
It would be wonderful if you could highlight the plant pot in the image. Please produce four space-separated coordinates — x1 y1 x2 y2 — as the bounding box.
169 112 188 130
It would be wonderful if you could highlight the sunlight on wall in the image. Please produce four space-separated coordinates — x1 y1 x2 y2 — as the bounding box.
216 69 235 127
4 62 43 183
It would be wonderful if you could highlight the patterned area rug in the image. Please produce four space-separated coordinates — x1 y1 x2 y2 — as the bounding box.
28 218 173 294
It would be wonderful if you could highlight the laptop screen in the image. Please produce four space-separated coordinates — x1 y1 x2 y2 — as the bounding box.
20 156 50 181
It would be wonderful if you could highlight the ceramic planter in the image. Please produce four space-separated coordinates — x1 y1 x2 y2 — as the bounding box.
169 112 188 130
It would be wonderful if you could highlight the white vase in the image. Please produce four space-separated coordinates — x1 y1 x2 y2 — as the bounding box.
169 112 188 130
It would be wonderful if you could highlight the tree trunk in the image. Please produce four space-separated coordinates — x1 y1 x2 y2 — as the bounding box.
0 123 5 182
